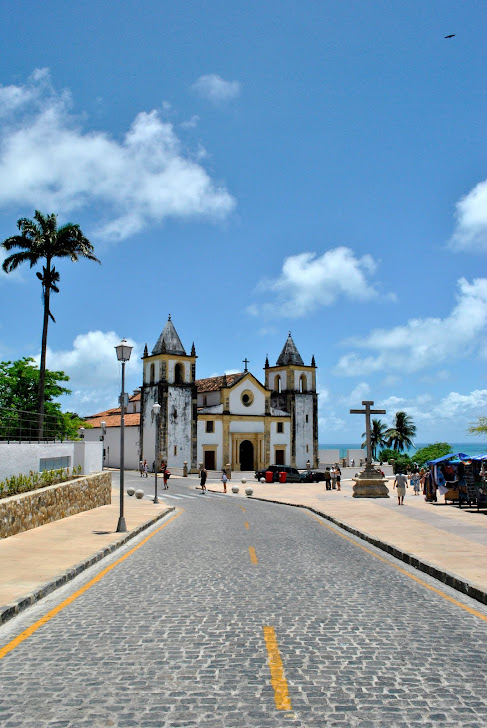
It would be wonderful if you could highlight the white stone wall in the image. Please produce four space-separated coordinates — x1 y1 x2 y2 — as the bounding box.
319 449 341 466
197 419 223 469
167 387 192 468
229 381 265 415
294 393 314 468
229 420 264 433
141 385 158 468
85 425 140 470
347 449 366 467
0 441 103 481
267 370 287 392
270 420 291 464
293 369 311 392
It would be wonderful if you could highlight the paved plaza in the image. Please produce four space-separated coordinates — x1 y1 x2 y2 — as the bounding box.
0 472 486 726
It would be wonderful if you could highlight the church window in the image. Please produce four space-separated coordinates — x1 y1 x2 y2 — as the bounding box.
174 445 177 456
175 363 184 384
306 414 309 423
206 420 214 433
150 363 155 384
203 395 207 406
306 444 309 453
277 422 284 433
275 375 281 393
299 374 307 393
241 390 254 407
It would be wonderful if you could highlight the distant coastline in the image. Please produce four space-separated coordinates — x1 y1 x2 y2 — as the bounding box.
319 442 487 459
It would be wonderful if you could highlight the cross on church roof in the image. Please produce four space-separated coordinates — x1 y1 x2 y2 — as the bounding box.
243 358 249 372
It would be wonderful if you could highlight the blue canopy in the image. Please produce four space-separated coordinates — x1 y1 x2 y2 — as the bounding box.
469 453 487 461
427 452 468 465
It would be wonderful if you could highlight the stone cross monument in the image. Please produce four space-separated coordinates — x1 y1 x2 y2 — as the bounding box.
349 400 389 498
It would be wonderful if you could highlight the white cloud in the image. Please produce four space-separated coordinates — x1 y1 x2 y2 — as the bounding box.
248 247 383 318
192 74 241 104
33 331 142 415
374 389 487 429
0 70 235 240
343 382 371 407
450 179 487 252
335 277 487 375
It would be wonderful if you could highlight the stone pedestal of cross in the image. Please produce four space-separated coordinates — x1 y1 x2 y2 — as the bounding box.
349 400 390 498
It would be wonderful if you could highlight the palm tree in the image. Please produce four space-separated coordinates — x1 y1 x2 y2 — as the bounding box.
386 411 416 452
1 211 100 437
362 418 389 461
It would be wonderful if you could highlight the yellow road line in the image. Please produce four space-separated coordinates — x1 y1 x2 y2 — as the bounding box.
240 506 246 513
244 521 249 529
249 546 258 564
307 512 487 623
263 626 292 711
0 510 183 661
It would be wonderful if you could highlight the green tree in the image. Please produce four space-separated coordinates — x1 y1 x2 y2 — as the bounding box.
413 442 452 467
0 358 89 440
386 411 416 452
361 418 389 460
1 211 100 436
467 417 487 438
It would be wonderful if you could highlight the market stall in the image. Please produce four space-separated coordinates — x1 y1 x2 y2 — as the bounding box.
426 452 487 509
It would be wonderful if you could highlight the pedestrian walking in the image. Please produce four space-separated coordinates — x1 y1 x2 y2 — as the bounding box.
336 465 341 491
331 466 337 490
394 471 408 505
143 459 148 478
200 465 207 494
411 471 420 496
324 467 331 490
163 465 170 489
139 459 144 477
221 469 228 493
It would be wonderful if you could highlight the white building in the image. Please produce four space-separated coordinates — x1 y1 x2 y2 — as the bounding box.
84 318 318 472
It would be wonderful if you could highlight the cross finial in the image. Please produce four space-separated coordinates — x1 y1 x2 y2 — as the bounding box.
168 313 171 320
243 357 249 372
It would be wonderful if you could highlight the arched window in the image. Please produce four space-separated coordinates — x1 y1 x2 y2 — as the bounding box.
174 362 184 384
150 363 155 384
299 374 307 393
275 374 281 394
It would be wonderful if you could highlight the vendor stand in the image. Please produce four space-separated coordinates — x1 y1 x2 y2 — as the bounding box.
426 452 487 509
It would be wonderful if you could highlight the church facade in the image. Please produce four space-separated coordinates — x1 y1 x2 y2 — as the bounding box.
84 317 318 472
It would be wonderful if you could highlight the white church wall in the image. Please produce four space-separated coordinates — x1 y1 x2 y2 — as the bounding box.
270 371 287 392
293 369 311 392
229 420 264 433
270 422 290 464
167 387 193 468
294 393 314 468
197 419 223 469
229 381 266 415
81 426 140 470
142 386 158 469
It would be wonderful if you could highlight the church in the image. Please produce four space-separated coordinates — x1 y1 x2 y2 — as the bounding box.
84 316 319 472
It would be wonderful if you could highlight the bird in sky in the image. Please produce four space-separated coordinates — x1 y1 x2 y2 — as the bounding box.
444 34 456 38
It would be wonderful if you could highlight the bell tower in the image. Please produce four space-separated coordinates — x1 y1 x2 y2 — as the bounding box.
265 333 318 468
140 315 197 472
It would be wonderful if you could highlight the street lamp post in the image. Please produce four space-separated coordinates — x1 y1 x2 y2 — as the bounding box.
115 338 133 532
152 402 161 504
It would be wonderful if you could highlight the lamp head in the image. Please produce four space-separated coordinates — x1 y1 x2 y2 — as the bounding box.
152 403 161 416
115 338 133 362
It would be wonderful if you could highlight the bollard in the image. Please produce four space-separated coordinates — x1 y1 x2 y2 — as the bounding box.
226 463 231 480
183 461 188 478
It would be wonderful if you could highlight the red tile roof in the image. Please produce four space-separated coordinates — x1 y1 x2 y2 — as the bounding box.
196 373 245 392
85 412 140 428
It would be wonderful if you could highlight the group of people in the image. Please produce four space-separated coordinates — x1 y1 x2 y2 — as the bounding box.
323 465 341 490
199 466 228 494
393 469 423 504
139 459 171 489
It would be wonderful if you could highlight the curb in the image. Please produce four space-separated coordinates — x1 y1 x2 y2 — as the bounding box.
0 506 175 626
250 497 487 606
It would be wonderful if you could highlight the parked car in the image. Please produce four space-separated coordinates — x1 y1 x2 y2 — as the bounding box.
303 470 325 483
255 465 307 483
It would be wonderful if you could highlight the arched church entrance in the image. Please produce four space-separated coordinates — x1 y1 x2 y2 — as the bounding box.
239 440 254 471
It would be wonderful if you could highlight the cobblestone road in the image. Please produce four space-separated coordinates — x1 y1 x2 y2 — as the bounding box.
0 476 487 727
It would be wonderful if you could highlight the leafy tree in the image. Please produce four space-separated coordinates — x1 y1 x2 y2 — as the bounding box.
1 211 100 436
386 411 416 452
0 358 89 440
467 417 487 438
362 418 389 460
391 454 412 474
413 442 452 467
378 448 399 463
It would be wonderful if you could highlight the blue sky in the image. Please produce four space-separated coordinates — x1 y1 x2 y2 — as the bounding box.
1 1 487 445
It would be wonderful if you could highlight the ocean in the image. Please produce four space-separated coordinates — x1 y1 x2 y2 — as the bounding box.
319 442 487 459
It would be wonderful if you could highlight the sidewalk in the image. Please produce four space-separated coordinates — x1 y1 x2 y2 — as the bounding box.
197 472 487 605
0 489 174 625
